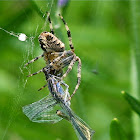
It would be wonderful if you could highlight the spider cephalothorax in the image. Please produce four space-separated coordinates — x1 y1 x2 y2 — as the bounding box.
25 12 81 100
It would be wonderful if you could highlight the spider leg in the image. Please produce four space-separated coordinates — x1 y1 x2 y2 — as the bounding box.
58 55 74 69
67 56 81 101
24 54 44 67
61 56 77 80
50 50 74 68
49 51 67 66
38 84 48 91
47 12 54 34
27 69 43 77
53 75 61 81
59 14 74 52
51 52 63 57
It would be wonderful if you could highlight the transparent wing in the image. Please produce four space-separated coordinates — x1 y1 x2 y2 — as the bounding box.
70 112 95 140
57 105 95 140
22 94 62 123
48 76 95 139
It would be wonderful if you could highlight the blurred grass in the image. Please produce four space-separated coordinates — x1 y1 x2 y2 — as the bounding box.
122 91 140 116
130 0 140 139
110 118 128 140
0 0 137 140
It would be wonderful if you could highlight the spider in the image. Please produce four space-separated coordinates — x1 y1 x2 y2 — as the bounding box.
25 12 81 100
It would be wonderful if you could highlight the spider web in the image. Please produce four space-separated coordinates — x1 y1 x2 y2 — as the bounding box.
0 1 59 140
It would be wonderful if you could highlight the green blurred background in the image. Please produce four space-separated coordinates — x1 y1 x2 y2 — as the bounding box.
0 0 135 140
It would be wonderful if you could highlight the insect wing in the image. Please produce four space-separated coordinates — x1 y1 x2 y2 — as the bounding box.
58 104 95 140
48 76 95 139
22 94 62 123
70 112 95 140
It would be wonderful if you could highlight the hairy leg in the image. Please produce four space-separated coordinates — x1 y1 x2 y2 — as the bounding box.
24 54 44 67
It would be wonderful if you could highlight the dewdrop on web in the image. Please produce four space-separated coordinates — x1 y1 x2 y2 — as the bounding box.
0 27 27 42
18 33 27 41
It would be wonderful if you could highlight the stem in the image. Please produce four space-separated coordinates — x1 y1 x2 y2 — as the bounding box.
130 1 140 140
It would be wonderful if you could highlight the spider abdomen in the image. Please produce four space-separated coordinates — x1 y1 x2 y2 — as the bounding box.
39 32 65 53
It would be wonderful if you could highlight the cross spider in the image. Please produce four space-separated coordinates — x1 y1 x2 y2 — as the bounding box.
25 12 81 100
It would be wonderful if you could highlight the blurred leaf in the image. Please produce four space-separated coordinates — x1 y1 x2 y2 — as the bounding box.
110 118 127 140
122 91 140 116
57 0 70 16
29 0 44 18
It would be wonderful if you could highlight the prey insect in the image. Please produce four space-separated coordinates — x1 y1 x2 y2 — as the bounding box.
22 73 94 140
25 12 81 100
48 74 95 140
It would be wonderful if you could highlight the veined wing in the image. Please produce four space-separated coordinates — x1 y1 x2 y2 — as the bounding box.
70 112 95 140
22 94 62 123
57 103 95 140
48 77 95 140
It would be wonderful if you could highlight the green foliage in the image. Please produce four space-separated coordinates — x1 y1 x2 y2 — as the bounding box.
122 91 140 116
110 118 128 140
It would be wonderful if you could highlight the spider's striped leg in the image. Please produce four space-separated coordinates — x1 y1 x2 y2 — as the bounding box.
61 56 77 80
24 54 44 67
59 14 74 52
49 51 67 67
51 52 63 57
53 75 61 81
59 55 74 69
27 66 50 78
51 50 73 59
50 50 74 68
47 12 54 34
68 56 81 101
27 69 43 77
38 84 47 91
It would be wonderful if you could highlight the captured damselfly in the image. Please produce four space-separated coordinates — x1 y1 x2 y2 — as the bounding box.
47 75 95 140
23 74 94 140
